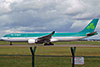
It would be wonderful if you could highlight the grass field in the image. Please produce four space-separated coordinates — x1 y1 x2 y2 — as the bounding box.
0 47 100 56
0 56 100 67
0 41 100 67
0 41 100 45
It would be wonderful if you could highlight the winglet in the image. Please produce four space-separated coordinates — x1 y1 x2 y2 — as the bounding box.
52 31 55 35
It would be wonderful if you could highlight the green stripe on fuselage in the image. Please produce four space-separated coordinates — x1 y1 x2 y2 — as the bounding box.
4 32 86 38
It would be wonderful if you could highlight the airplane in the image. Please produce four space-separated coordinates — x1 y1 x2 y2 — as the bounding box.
0 18 99 46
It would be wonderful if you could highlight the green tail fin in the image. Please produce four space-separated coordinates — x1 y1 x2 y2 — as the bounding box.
80 19 99 33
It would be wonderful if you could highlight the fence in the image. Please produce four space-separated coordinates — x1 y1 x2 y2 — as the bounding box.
0 46 100 67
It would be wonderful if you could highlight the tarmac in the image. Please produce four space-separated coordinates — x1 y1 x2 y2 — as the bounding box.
0 44 100 47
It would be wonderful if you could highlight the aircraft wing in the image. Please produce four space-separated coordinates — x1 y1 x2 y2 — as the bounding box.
35 31 55 44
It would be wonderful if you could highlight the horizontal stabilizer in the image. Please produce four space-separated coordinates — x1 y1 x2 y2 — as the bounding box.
87 31 98 36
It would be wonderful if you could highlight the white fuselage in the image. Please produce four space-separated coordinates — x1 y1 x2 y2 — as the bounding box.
1 36 87 42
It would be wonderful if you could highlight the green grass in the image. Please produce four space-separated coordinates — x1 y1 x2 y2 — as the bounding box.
0 47 100 56
0 41 28 45
0 41 100 45
0 47 31 55
35 56 70 67
0 56 32 67
0 56 100 67
0 41 100 67
55 41 100 45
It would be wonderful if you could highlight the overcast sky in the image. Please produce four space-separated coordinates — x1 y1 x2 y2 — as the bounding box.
0 0 100 39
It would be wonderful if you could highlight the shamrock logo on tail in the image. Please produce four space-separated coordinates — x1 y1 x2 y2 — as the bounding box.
87 23 95 29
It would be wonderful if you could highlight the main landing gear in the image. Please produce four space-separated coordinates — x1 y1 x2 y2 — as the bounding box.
10 42 12 45
44 42 54 46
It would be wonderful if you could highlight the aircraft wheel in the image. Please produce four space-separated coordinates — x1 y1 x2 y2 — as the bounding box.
44 43 49 46
49 42 54 45
44 43 54 46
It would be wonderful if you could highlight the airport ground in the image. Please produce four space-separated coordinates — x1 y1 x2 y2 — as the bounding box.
0 41 100 45
0 41 100 67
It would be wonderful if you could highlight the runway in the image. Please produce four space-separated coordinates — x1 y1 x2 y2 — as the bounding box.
0 44 100 47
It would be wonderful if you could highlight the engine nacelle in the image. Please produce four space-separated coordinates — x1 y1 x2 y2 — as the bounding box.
50 38 58 42
28 39 36 44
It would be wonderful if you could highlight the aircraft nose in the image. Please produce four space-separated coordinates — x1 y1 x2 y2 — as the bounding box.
0 37 7 41
0 37 4 41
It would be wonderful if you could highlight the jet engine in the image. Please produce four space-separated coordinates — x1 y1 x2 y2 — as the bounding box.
50 38 58 42
28 39 36 44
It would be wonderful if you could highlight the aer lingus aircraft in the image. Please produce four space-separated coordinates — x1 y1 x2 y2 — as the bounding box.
1 19 99 46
